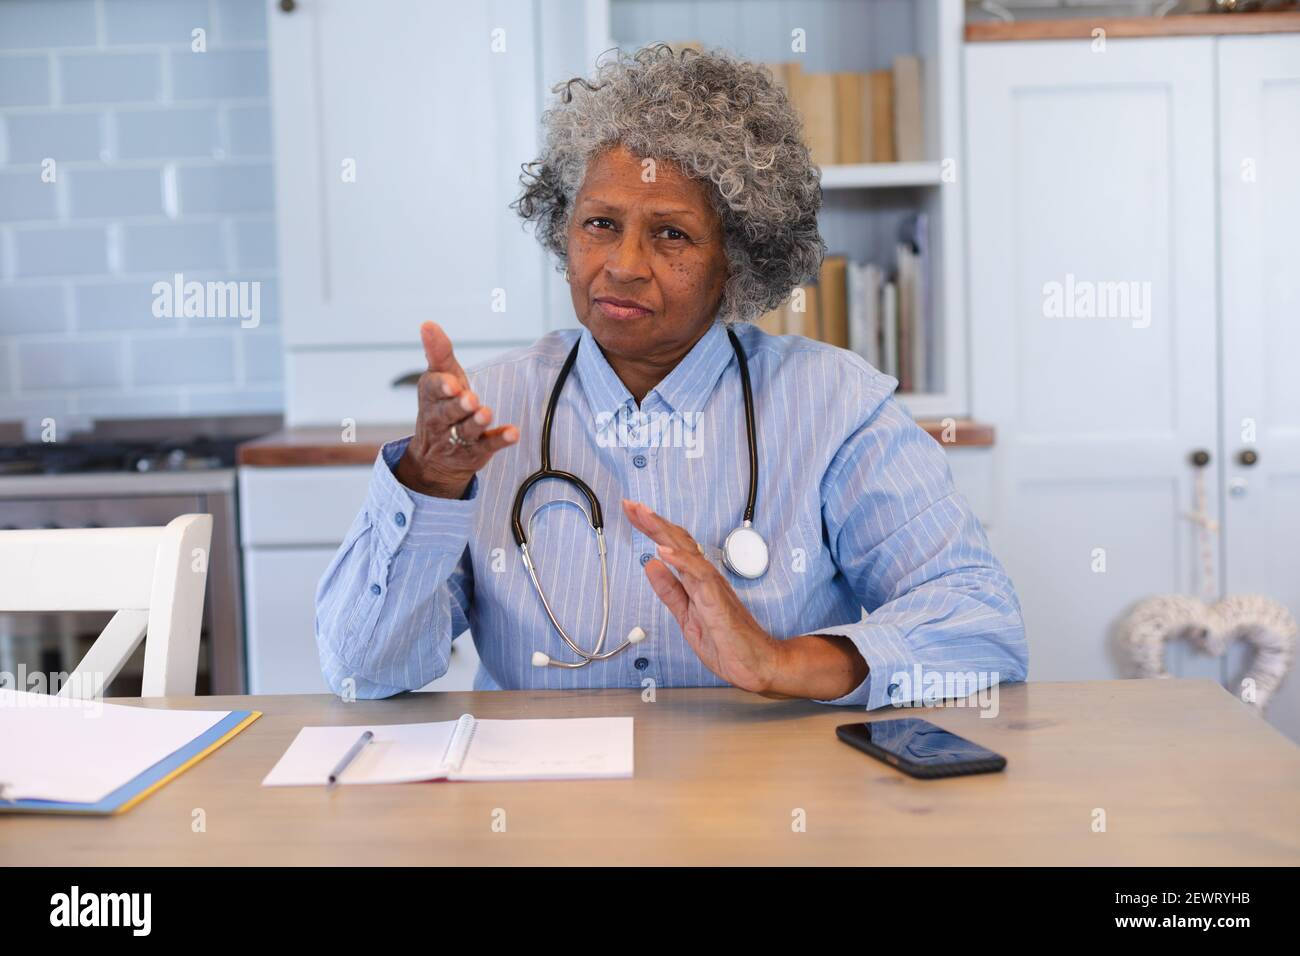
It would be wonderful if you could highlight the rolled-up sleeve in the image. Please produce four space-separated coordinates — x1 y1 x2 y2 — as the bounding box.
314 436 478 698
811 392 1028 709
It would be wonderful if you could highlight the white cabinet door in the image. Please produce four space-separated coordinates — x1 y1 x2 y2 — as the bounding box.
966 39 1220 683
245 546 481 695
1218 35 1300 743
241 466 482 694
268 0 547 348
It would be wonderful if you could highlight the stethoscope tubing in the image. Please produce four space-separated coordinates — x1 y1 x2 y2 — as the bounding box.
512 325 760 666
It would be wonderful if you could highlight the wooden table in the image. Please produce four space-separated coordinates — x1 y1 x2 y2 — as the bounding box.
4 680 1298 865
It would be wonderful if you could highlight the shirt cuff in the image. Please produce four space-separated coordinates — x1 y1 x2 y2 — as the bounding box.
810 619 918 710
367 436 479 555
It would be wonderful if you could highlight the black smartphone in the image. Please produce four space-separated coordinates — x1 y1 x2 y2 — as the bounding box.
836 718 1006 779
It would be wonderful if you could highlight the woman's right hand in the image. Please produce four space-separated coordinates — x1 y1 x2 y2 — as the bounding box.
395 321 519 499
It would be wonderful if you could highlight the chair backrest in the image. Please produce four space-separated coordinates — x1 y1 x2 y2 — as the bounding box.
0 514 212 699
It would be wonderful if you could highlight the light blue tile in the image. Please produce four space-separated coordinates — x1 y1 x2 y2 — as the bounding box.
170 49 267 100
115 107 220 159
13 226 108 277
18 338 125 390
226 105 270 156
130 333 234 385
60 53 162 105
66 167 164 218
233 217 276 269
3 111 103 163
0 171 58 221
177 163 272 214
0 284 68 333
215 0 267 45
73 279 171 331
0 0 97 51
0 394 71 424
240 328 282 382
187 385 282 414
0 56 52 107
70 389 184 417
121 221 224 272
103 0 210 45
251 275 278 324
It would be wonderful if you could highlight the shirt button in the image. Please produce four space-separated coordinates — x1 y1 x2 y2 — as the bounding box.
639 552 653 566
370 583 382 595
634 657 649 671
632 453 647 468
394 512 406 527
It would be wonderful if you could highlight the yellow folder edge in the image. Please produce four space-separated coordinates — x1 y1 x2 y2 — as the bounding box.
111 710 263 815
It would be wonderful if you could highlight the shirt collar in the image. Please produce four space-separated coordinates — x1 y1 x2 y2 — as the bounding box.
574 320 735 421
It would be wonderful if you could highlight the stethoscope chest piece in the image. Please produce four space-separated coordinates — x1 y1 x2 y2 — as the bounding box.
722 522 769 580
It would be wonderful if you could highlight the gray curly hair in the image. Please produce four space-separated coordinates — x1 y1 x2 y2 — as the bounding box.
511 43 826 326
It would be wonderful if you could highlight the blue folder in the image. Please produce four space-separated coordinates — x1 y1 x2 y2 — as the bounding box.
0 708 261 815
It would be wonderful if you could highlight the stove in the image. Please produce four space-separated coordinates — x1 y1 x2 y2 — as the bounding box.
0 416 280 696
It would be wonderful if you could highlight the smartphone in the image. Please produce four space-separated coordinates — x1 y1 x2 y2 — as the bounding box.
836 718 1006 779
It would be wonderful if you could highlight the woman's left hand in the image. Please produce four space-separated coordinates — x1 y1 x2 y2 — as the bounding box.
622 499 782 693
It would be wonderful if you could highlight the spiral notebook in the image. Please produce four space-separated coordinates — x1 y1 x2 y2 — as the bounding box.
261 714 634 786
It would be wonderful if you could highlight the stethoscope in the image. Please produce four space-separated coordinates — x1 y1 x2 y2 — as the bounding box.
511 327 768 669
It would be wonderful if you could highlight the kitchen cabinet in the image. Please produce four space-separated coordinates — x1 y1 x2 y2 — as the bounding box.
966 33 1300 741
266 0 580 424
239 464 481 694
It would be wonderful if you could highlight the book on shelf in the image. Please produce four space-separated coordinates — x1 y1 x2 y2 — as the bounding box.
766 54 925 165
754 212 934 393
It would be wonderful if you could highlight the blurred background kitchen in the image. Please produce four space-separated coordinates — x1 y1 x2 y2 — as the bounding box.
2 0 1297 742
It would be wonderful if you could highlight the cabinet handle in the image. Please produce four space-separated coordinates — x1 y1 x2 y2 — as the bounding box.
1189 449 1211 468
391 371 422 388
1238 448 1258 467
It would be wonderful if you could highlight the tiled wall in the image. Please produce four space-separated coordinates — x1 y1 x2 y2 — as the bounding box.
0 0 282 429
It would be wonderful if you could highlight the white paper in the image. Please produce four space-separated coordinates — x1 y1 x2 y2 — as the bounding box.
261 721 459 787
261 716 634 786
456 717 634 781
0 688 231 804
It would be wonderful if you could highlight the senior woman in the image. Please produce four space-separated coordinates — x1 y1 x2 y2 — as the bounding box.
316 44 1028 707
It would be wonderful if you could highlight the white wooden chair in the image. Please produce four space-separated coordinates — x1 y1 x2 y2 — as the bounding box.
0 515 212 699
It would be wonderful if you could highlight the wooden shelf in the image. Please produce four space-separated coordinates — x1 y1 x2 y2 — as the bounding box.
916 418 995 448
820 161 943 189
965 11 1300 43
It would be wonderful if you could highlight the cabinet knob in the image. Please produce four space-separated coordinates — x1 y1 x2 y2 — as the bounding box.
1189 449 1211 468
279 0 296 12
1238 448 1258 467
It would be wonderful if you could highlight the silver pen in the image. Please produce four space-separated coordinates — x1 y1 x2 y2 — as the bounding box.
326 730 374 789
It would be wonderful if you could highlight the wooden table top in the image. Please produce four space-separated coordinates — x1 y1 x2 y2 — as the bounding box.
4 679 1297 866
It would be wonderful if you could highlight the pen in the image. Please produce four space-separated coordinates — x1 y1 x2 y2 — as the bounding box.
326 730 374 789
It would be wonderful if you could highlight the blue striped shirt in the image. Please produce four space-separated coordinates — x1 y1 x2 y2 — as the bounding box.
315 321 1028 708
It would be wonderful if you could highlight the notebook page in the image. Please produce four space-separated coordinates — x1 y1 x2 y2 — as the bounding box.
453 717 634 781
261 721 459 786
0 688 230 804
